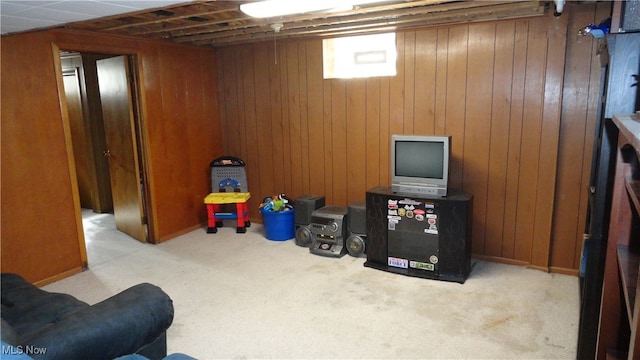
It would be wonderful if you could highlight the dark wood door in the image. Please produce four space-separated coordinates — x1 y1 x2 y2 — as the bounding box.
62 68 93 209
96 56 146 242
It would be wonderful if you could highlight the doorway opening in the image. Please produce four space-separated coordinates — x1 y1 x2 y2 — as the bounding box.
81 210 147 266
59 50 153 265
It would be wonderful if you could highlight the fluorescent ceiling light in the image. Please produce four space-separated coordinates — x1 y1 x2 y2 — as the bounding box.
240 0 388 18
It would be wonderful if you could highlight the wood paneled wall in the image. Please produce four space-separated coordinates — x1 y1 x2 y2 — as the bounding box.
1 33 84 283
551 2 612 272
1 30 222 284
217 4 606 273
0 4 607 283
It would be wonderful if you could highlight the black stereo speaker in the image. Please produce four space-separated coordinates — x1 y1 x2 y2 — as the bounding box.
294 195 325 247
348 201 367 235
295 225 313 247
346 233 366 257
346 201 367 257
294 195 326 226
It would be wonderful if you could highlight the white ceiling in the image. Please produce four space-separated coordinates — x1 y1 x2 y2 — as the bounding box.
0 0 195 35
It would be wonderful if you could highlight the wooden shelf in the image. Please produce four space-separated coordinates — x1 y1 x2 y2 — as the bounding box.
626 175 640 217
597 114 640 359
618 245 640 327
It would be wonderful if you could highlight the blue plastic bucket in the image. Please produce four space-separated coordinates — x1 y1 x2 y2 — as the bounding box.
260 208 295 241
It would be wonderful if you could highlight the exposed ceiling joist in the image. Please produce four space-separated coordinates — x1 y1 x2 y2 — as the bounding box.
175 1 546 46
18 1 551 47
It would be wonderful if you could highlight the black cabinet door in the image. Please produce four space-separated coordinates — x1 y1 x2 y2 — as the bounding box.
365 186 472 283
604 33 640 119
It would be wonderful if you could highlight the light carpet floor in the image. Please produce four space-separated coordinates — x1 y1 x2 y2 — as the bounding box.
43 211 579 359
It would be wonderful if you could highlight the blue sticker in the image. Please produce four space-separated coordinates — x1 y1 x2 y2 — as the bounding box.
388 257 409 269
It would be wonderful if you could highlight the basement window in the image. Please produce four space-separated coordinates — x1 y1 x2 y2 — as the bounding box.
323 32 397 79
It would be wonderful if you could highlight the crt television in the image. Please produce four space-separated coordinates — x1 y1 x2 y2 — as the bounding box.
391 134 451 196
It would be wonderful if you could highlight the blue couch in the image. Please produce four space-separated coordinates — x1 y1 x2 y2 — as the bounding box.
1 273 175 360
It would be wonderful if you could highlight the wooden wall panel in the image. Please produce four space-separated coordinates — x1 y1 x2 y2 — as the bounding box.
444 26 468 191
270 46 287 199
240 47 260 198
254 45 276 198
365 78 382 190
346 79 367 204
1 33 85 283
138 44 221 240
485 21 515 258
217 7 604 272
390 34 406 138
551 2 612 273
414 29 438 135
434 29 449 136
464 22 496 256
379 77 391 187
330 80 348 205
297 43 311 195
502 20 529 262
306 42 326 196
322 74 334 202
514 20 546 264
402 32 416 134
532 15 568 270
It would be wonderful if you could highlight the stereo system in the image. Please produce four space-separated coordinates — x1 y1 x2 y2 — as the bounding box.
309 206 348 257
292 194 367 258
294 195 325 247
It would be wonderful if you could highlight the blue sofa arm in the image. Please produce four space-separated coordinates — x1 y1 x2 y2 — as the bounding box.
20 283 174 360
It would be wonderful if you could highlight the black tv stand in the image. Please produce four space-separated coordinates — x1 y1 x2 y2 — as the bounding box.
365 186 473 283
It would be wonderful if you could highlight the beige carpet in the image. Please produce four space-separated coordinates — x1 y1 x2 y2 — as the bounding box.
43 211 579 359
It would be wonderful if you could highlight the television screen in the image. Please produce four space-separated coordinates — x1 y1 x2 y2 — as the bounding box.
395 141 445 179
391 134 451 197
